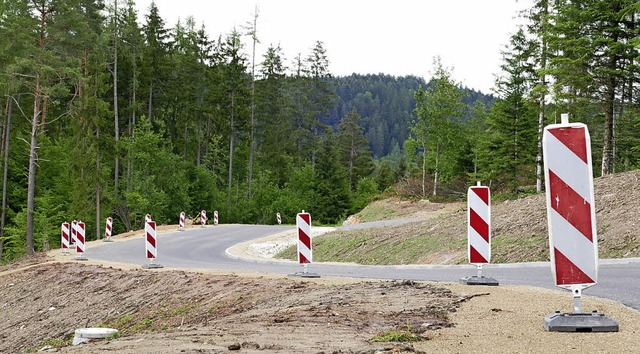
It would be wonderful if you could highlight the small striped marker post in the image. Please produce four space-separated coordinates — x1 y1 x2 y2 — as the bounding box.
200 210 207 227
143 219 163 269
74 221 87 261
213 210 218 226
542 113 617 332
61 222 70 255
276 212 282 225
71 220 78 247
460 183 498 286
103 217 113 242
289 210 320 278
178 211 185 231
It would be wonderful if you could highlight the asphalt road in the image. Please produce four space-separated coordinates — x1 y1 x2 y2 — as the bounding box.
86 224 640 312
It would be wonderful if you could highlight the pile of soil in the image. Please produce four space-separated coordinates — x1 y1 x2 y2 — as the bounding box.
1 259 639 353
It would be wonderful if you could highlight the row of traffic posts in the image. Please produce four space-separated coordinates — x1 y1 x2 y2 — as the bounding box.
288 114 619 333
59 115 619 333
60 210 221 268
458 114 618 332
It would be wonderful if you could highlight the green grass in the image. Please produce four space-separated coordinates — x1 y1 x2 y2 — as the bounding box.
371 328 423 342
275 229 467 265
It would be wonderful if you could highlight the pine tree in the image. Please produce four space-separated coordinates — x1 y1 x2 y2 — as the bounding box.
482 28 538 194
313 131 350 224
336 108 374 190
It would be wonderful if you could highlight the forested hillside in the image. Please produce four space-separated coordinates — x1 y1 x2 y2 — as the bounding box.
329 74 494 158
0 0 639 262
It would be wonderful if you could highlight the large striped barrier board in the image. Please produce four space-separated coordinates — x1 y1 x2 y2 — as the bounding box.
542 113 617 332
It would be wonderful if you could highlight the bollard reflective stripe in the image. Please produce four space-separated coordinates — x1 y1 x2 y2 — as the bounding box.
543 120 598 289
145 220 157 260
468 185 491 264
296 211 312 264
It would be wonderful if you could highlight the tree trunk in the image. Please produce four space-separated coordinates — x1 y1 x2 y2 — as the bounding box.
247 7 258 196
421 142 427 198
536 4 547 193
147 81 153 124
228 90 235 211
26 75 42 255
432 142 440 197
113 0 120 200
0 96 13 259
96 123 101 240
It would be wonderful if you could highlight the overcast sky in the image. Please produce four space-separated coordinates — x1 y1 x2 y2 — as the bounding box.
134 0 533 94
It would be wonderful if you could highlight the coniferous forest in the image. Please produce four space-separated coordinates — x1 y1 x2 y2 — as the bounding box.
1 0 639 261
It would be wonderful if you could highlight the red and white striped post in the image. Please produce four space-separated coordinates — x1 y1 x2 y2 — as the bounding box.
297 211 312 266
460 183 498 286
542 114 617 332
71 220 78 246
74 221 87 261
200 210 207 226
213 210 218 226
468 183 491 268
276 212 282 225
61 222 70 255
543 114 598 309
178 211 185 231
143 219 163 269
289 210 319 277
103 217 113 242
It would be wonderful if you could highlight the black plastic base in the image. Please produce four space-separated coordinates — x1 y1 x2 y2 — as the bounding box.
142 263 164 269
459 275 499 286
288 271 321 278
544 312 619 332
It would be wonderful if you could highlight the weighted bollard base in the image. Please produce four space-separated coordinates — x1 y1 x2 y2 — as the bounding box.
459 275 499 286
288 271 321 278
74 255 88 261
142 262 164 269
288 264 320 278
103 238 113 243
544 311 619 332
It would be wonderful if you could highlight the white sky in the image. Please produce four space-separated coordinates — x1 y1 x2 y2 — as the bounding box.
134 0 533 94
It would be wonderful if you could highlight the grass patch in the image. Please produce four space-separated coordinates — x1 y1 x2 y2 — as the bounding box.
276 228 467 265
353 204 398 222
371 328 423 342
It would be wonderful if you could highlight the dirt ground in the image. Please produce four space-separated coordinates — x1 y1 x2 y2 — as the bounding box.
1 256 639 354
1 170 639 353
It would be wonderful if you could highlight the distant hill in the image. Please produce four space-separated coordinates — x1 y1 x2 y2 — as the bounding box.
328 74 495 158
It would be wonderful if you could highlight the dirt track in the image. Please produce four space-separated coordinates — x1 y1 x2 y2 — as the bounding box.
1 246 639 353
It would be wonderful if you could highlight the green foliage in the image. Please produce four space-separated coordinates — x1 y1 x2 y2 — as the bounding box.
371 327 423 342
312 133 351 225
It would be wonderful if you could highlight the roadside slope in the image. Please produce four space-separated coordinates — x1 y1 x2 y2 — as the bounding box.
295 169 640 265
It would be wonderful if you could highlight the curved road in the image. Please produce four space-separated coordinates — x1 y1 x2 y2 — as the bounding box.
86 224 640 312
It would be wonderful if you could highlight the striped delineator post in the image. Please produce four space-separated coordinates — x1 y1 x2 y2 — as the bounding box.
178 211 185 231
143 219 163 269
276 212 282 225
542 113 617 332
61 222 70 255
103 217 113 242
460 183 498 286
468 183 491 265
289 210 320 278
71 220 78 246
74 221 87 261
200 210 207 226
213 210 218 226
